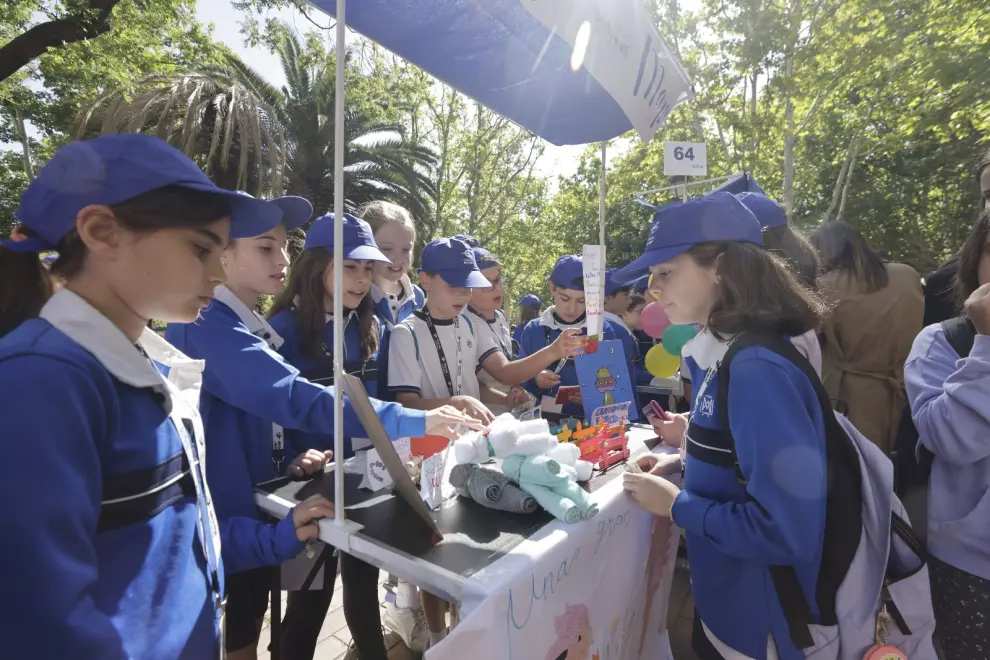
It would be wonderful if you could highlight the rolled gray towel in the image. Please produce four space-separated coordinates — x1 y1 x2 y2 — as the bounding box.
449 463 539 514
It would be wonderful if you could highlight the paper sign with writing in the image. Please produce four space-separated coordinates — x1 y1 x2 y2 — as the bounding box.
425 479 680 660
362 437 411 492
574 339 639 422
583 244 605 340
591 402 632 427
420 444 455 510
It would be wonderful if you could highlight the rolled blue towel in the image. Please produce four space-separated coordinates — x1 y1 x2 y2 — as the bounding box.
501 454 564 486
449 463 539 515
520 481 583 524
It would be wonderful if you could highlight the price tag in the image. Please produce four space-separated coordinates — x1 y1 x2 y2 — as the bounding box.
663 142 707 177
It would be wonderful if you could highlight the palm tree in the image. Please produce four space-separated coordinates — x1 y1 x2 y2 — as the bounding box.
76 28 436 218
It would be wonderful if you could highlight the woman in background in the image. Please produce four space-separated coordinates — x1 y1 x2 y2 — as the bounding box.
810 220 923 453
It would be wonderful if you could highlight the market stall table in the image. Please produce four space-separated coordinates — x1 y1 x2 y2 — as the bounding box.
254 424 665 606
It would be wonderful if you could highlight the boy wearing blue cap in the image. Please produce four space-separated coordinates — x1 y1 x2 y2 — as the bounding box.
512 293 542 349
604 268 653 387
619 192 833 660
166 211 480 660
466 245 532 412
386 237 584 646
0 134 287 658
516 254 620 421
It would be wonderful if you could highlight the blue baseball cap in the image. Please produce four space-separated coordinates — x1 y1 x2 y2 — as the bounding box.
303 213 390 262
519 294 542 309
453 234 481 248
473 246 500 270
549 254 584 290
605 268 635 297
613 192 763 283
3 134 283 253
736 192 786 230
270 196 313 230
420 237 490 288
631 274 650 293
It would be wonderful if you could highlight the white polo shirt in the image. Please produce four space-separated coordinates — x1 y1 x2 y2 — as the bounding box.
388 311 501 400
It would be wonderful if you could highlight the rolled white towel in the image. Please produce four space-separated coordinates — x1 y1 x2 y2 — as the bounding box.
547 442 581 466
453 432 489 464
573 460 594 482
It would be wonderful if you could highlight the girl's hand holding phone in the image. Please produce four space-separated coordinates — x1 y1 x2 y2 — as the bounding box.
287 449 334 478
291 494 336 541
652 412 688 447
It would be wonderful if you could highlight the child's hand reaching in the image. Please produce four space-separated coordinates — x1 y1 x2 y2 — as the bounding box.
425 404 490 437
623 473 680 518
549 328 587 361
535 370 561 390
450 395 496 425
287 449 333 478
634 452 682 477
508 386 531 407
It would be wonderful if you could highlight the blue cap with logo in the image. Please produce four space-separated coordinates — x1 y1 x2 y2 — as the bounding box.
270 196 313 230
304 213 390 262
630 274 650 293
420 237 490 288
735 192 786 230
473 246 500 270
614 192 762 283
519 294 542 309
3 134 284 253
605 268 635 297
549 254 584 290
453 234 481 248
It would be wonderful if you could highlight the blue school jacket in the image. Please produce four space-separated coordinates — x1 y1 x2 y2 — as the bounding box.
165 287 426 574
517 308 622 418
674 331 828 660
269 308 385 458
0 290 221 659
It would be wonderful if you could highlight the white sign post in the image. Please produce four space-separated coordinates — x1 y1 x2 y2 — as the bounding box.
582 244 605 339
662 142 707 177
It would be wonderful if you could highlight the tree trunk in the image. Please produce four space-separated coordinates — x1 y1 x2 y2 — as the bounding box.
14 107 34 180
0 0 122 83
825 139 854 222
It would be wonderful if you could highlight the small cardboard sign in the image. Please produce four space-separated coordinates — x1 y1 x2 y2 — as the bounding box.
592 402 632 427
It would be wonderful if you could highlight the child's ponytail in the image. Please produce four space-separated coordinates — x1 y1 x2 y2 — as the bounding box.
0 228 55 339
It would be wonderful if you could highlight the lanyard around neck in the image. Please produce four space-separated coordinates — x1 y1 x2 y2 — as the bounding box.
416 311 462 397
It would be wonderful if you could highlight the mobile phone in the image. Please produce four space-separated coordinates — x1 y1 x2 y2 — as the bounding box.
642 400 670 422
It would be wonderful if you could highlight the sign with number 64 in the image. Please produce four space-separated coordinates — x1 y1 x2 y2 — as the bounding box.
663 141 707 177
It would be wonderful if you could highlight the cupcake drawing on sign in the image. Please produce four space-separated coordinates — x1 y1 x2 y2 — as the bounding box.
545 604 594 660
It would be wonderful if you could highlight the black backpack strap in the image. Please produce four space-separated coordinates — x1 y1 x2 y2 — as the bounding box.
715 334 864 650
940 317 976 358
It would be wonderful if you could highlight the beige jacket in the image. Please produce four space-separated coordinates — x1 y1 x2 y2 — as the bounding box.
818 262 924 453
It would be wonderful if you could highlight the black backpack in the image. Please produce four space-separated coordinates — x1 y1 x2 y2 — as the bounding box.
893 316 975 498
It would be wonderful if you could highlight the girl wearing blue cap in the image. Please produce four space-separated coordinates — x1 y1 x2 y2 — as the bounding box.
735 192 820 290
620 192 831 660
266 212 401 660
0 134 289 658
516 254 619 422
165 208 479 660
